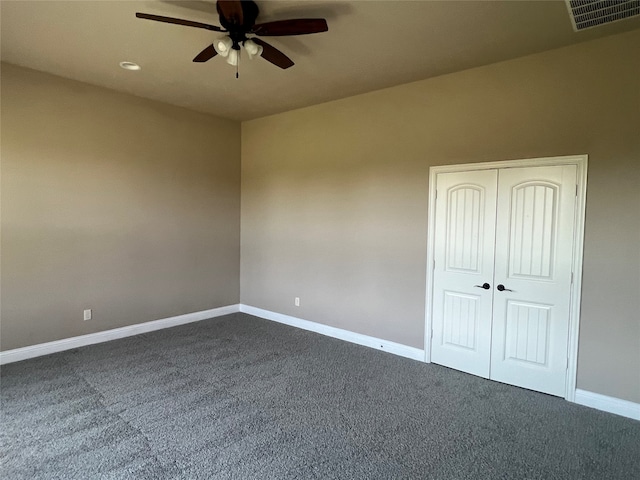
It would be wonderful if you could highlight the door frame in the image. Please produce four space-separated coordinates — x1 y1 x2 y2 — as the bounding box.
424 155 588 401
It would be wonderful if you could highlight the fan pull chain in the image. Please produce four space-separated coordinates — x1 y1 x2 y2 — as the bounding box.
236 49 239 79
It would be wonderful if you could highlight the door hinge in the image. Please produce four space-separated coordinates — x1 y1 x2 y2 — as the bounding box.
433 260 436 270
575 184 578 196
431 329 434 339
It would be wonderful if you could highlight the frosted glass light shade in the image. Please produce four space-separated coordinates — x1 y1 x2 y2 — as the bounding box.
214 37 233 57
244 39 263 59
226 49 239 66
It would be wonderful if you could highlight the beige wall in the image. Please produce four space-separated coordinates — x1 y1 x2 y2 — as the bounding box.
241 30 640 402
1 63 241 350
2 31 638 403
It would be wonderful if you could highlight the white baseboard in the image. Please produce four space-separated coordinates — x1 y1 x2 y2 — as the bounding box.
574 389 640 421
239 304 425 362
4 303 637 422
0 304 240 365
239 306 640 421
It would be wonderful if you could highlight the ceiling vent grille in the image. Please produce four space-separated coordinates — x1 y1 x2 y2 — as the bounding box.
565 0 640 31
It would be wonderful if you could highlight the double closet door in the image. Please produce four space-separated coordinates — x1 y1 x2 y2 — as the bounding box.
431 165 577 397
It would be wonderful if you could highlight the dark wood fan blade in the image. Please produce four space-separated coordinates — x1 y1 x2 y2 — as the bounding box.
136 13 223 32
193 44 218 63
216 1 244 27
252 19 328 36
252 38 294 69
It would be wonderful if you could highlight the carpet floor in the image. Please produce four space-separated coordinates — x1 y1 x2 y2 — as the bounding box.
1 312 639 479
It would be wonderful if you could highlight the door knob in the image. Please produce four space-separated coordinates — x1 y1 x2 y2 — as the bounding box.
474 283 491 290
497 284 513 292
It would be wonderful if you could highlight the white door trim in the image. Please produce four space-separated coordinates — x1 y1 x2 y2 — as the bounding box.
424 155 588 401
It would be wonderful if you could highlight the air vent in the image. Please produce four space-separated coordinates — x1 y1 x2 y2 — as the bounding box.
565 0 640 31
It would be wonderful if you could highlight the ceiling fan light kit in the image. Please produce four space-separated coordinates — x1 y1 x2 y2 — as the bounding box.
213 37 263 66
135 0 328 75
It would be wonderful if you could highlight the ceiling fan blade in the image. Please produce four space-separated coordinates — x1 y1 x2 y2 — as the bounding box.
252 19 328 36
216 0 244 27
252 38 294 69
193 44 218 63
136 13 223 32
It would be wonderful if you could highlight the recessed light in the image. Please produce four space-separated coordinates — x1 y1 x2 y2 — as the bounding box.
119 61 141 71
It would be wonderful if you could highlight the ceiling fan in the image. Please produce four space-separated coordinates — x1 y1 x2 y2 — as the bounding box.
136 0 328 72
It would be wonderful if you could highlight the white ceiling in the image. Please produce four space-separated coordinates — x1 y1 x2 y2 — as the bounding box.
2 1 639 121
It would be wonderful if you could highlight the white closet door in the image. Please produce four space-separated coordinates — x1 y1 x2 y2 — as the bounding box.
490 165 577 396
431 170 498 378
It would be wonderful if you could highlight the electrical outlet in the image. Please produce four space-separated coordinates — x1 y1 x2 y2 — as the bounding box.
294 297 300 307
83 309 92 321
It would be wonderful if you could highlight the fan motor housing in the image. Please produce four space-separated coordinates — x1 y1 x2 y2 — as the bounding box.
217 0 259 32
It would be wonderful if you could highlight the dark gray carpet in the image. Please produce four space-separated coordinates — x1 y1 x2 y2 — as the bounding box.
1 313 639 479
